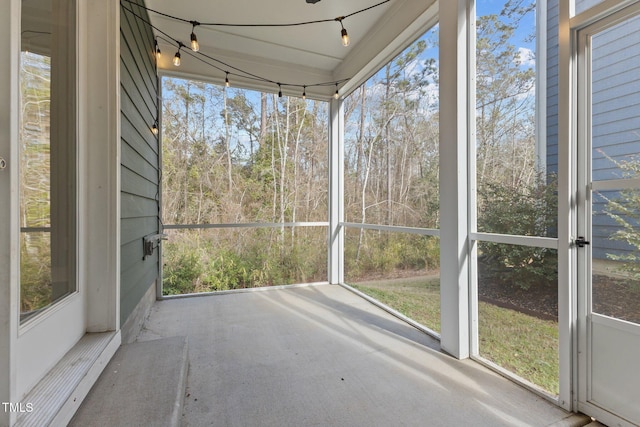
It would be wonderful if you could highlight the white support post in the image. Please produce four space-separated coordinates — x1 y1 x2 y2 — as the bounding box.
439 0 471 359
157 77 164 300
328 98 344 285
468 0 479 358
557 0 574 412
0 0 19 424
82 0 121 333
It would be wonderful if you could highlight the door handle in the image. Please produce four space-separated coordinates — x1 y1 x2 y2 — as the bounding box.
575 236 590 248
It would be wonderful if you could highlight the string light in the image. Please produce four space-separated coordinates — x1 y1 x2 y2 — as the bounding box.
157 33 350 98
151 121 159 135
336 17 350 47
334 84 340 100
121 0 392 51
302 86 307 100
122 4 351 99
173 42 185 66
189 21 200 52
122 0 390 28
341 28 350 47
154 39 162 60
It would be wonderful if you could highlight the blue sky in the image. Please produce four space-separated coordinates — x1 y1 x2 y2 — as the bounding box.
477 0 537 49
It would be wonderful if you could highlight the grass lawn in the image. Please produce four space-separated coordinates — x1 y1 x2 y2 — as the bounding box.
351 277 559 396
478 302 559 395
353 277 441 333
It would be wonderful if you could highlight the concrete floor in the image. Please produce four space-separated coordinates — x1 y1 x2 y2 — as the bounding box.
136 284 584 427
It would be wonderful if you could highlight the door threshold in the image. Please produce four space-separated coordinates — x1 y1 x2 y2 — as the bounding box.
16 331 121 427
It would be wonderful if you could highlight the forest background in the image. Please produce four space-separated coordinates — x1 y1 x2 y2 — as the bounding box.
159 0 554 295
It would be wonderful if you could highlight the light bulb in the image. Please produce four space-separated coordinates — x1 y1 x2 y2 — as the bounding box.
156 47 162 60
341 28 350 47
190 32 199 52
151 124 159 135
334 86 340 100
225 73 230 87
302 86 307 100
173 51 181 66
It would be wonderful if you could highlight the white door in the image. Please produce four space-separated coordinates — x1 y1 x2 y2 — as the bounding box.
13 0 85 400
576 5 640 426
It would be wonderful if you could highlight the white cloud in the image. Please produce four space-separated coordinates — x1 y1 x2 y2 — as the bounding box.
517 47 536 67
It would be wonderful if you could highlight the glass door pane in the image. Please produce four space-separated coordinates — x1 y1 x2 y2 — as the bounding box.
591 188 640 325
589 12 640 326
20 0 76 322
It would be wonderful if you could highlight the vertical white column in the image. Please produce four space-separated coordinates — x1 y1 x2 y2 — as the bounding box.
82 0 121 333
328 98 344 285
468 0 479 358
439 0 471 359
0 0 20 424
557 0 574 413
157 78 164 299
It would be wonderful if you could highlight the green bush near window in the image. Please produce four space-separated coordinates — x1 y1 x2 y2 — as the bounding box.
478 175 558 290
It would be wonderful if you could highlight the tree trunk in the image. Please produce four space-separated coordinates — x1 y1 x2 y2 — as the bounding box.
223 85 233 193
260 92 267 146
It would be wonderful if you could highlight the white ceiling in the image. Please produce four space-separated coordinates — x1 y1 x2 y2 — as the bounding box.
145 0 438 99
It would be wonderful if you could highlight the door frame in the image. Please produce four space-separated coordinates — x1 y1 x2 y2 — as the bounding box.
0 0 20 424
573 2 640 426
1 0 121 424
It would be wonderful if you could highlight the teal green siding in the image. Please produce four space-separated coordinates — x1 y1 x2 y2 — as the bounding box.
120 0 159 326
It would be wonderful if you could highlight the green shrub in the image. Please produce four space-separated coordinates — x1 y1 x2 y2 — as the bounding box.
478 174 557 289
162 228 328 294
201 249 251 291
345 232 440 279
603 156 640 284
163 248 202 295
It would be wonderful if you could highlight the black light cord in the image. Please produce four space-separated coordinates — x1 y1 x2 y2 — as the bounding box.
121 2 351 96
168 37 349 90
121 0 391 28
